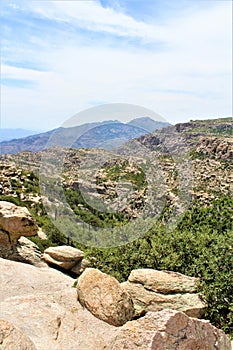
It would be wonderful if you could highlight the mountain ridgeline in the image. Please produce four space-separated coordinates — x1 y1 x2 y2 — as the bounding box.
0 117 170 154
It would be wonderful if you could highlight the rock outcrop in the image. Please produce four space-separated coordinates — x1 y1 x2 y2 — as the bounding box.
109 309 232 350
14 236 46 267
0 258 231 350
77 268 135 326
0 201 38 258
0 319 37 350
196 137 233 160
0 258 118 350
43 245 84 271
121 269 206 317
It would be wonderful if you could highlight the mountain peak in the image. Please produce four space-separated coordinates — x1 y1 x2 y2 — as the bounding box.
127 117 170 132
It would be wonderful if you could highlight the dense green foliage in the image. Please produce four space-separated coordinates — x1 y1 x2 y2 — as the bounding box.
80 196 233 336
64 187 130 228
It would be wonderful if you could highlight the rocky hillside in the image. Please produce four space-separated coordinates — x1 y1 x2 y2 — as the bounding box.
0 117 232 342
1 117 231 222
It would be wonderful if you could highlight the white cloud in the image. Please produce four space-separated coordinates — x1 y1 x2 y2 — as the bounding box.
27 0 165 42
1 0 232 129
2 65 51 81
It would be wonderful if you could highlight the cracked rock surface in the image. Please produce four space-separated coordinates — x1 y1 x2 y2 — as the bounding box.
121 269 206 318
109 309 232 350
0 319 37 350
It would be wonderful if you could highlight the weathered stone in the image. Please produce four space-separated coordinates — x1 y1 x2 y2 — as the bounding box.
71 258 90 275
122 281 205 318
0 258 118 350
43 245 84 270
122 269 206 318
0 319 37 350
77 268 135 326
14 236 47 267
128 269 199 293
0 201 38 258
110 309 232 350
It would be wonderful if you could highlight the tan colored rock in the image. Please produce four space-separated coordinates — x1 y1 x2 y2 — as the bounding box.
128 269 199 293
122 281 205 318
0 201 38 258
15 236 47 267
43 245 84 270
122 269 206 318
0 258 118 350
71 258 90 275
110 309 232 350
77 268 135 326
0 319 37 350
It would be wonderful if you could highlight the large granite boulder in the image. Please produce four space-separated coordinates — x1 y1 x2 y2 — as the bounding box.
110 309 232 350
122 269 206 317
0 258 118 350
0 319 37 350
77 268 135 326
0 201 38 258
43 245 84 270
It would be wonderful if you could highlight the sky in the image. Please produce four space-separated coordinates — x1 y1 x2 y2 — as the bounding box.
0 0 232 130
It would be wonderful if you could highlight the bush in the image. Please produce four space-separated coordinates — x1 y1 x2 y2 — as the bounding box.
81 196 233 336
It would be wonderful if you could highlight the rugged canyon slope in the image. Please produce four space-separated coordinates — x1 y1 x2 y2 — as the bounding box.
0 117 232 348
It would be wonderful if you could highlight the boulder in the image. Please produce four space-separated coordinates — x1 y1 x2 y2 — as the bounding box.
128 269 198 293
122 269 206 317
0 201 38 258
0 319 37 350
0 257 118 350
0 258 231 350
110 309 232 350
71 258 90 275
77 268 135 326
14 236 47 267
43 245 84 270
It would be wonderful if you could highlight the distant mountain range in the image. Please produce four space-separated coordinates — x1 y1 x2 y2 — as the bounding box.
0 128 43 142
0 117 170 154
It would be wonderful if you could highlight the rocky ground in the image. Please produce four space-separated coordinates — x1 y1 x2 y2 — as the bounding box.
0 257 232 350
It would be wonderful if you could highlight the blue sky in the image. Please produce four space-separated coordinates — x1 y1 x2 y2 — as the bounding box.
1 0 232 130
